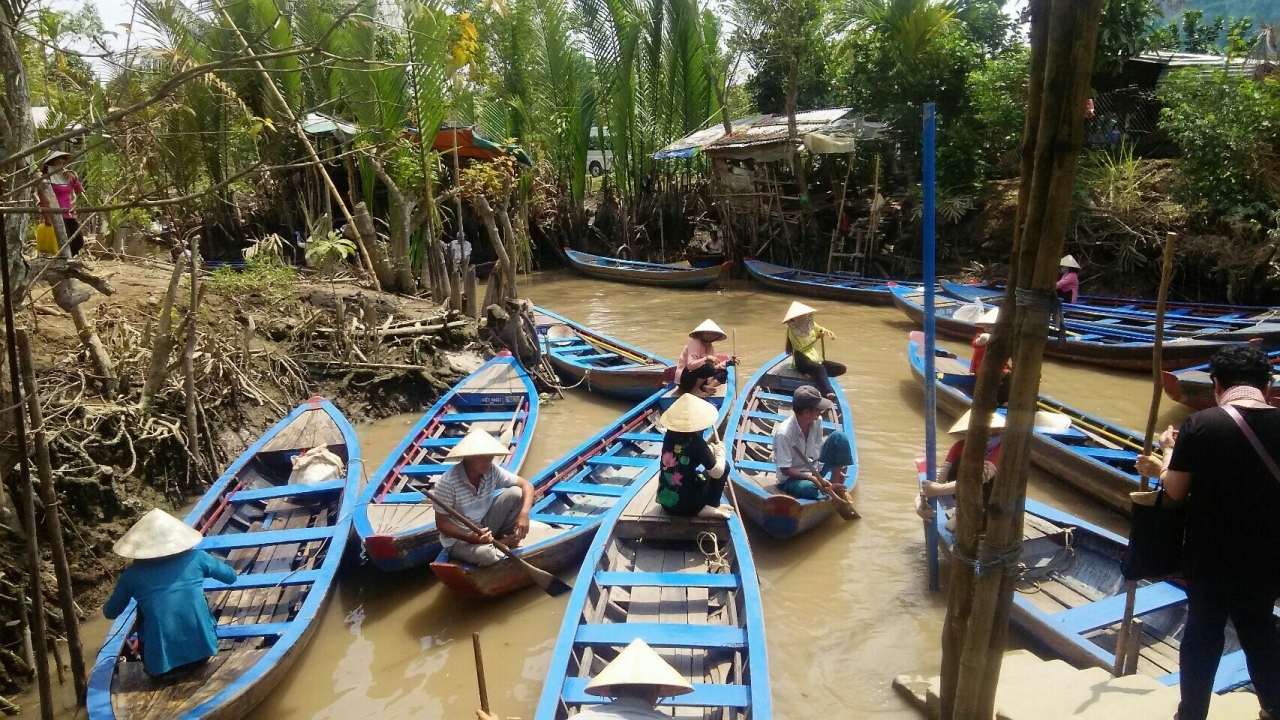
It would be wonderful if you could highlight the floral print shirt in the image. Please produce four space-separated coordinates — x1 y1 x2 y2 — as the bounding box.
656 430 717 516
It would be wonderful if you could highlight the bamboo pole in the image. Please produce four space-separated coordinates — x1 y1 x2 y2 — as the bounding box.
943 2 1102 718
211 1 381 291
16 329 86 703
472 632 490 714
0 214 53 720
1113 232 1177 676
184 234 200 487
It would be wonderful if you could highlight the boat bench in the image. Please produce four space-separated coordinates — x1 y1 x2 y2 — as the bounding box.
229 479 345 504
566 352 616 362
199 525 330 551
1070 446 1136 463
756 391 794 403
203 569 320 591
215 622 288 639
562 678 749 708
1157 648 1253 693
439 412 522 423
594 571 739 589
552 482 629 497
575 622 746 649
530 513 589 526
585 455 656 468
738 433 773 445
1049 582 1187 635
619 432 664 443
734 459 777 474
746 411 837 430
399 464 451 476
378 491 426 504
411 437 463 449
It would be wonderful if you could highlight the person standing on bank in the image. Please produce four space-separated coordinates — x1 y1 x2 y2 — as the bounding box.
782 301 844 400
1136 344 1280 720
772 385 853 500
675 319 735 398
1052 254 1080 342
37 150 86 256
102 509 237 676
656 393 731 519
435 429 536 566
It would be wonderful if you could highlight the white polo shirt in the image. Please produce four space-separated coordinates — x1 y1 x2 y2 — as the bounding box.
771 413 823 483
432 463 519 548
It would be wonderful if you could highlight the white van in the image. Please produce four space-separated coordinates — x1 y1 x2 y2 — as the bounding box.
587 126 612 177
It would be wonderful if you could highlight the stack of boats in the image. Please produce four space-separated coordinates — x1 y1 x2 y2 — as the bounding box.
86 258 1277 717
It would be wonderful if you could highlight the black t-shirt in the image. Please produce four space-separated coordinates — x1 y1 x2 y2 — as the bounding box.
1168 405 1280 581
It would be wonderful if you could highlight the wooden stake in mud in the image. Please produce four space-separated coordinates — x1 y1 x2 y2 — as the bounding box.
0 215 54 720
16 329 87 703
472 632 490 714
184 234 200 486
1113 232 1177 676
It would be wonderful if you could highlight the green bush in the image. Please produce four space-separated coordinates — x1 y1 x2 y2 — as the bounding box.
1157 68 1280 223
205 255 297 302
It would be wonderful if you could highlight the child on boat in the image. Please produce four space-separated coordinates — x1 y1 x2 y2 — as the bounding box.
969 309 1012 404
675 319 734 398
772 385 854 501
656 394 732 519
782 301 844 400
103 509 237 676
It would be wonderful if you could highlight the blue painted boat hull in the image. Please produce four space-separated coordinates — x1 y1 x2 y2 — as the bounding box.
563 248 729 288
745 258 919 306
534 306 673 401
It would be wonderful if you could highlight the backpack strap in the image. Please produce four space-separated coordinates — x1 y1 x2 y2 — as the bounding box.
1223 405 1280 484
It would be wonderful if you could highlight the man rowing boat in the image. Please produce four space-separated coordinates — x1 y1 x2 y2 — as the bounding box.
772 385 853 500
434 430 537 566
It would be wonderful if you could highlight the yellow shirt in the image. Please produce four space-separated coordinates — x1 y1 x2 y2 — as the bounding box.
787 323 826 364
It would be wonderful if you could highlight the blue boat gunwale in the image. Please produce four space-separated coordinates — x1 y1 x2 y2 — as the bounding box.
432 368 737 572
533 472 770 718
534 305 673 367
725 351 859 508
87 397 363 720
744 258 919 292
564 248 723 274
351 354 539 545
906 335 1145 487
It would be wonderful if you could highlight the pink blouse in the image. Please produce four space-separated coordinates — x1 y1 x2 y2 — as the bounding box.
40 173 83 219
1055 271 1079 303
675 338 714 384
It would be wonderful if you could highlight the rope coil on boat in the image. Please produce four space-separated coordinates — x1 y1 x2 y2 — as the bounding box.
1017 527 1077 593
1014 287 1058 314
697 531 731 574
949 540 1024 576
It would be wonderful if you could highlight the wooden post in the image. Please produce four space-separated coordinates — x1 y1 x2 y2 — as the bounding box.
922 104 940 592
827 152 854 274
464 267 478 321
1113 232 1176 675
16 329 86 703
941 1 1103 718
139 259 186 414
0 215 54 719
184 234 200 486
472 632 490 713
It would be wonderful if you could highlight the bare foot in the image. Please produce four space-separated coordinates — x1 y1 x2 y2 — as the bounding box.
825 392 837 401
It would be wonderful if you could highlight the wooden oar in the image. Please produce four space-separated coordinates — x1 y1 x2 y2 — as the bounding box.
473 632 490 714
426 490 572 597
790 439 860 520
497 401 524 447
1113 232 1177 676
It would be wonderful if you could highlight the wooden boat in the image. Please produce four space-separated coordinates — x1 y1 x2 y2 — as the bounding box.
430 371 736 599
908 331 1145 514
891 285 1277 372
535 474 771 719
87 397 361 720
354 353 539 571
941 280 1275 321
534 306 673 401
1162 350 1280 411
473 260 496 279
917 464 1270 694
724 353 858 538
744 258 919 306
686 250 727 268
563 248 729 289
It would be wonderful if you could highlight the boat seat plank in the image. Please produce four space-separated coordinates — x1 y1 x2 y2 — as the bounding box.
400 464 452 476
734 459 776 473
214 622 289 639
530 513 589 526
1049 582 1187 635
745 411 835 429
378 491 427 504
1157 648 1252 693
756 391 794 403
738 433 774 445
594 571 740 589
1071 446 1136 463
575 623 745 649
568 352 616 362
199 526 330 551
585 456 656 468
412 437 464 448
230 479 344 504
561 678 749 707
619 432 665 443
439 411 523 423
203 569 320 591
552 482 630 497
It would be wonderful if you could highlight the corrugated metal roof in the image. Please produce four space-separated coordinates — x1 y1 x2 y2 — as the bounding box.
706 108 852 151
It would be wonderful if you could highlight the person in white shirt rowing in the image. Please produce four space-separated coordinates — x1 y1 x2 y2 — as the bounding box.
771 384 853 500
434 429 536 566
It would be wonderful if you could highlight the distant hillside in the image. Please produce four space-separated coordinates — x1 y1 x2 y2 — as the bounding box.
1156 1 1279 25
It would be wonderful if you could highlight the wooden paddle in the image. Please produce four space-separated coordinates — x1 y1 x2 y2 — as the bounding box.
426 490 572 597
497 401 524 447
1113 232 1177 676
473 632 490 714
790 439 860 520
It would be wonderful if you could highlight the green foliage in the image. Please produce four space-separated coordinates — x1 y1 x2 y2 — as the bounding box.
1157 68 1280 222
1078 140 1157 215
205 255 298 300
1095 0 1161 76
966 44 1030 173
306 230 359 264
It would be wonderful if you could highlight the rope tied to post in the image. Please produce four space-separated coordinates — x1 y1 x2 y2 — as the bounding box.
1014 287 1058 314
949 539 1024 576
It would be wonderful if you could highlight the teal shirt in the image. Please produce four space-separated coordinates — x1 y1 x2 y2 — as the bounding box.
103 549 237 675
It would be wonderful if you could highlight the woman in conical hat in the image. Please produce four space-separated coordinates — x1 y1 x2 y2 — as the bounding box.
475 639 691 720
782 301 844 400
915 411 1005 523
37 149 87 256
656 394 732 519
102 509 237 676
435 429 536 567
1052 254 1082 343
675 318 736 398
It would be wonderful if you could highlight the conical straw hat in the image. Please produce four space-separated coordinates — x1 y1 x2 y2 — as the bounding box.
948 410 1005 435
782 301 817 324
113 509 203 560
445 429 512 459
660 393 719 433
1033 411 1072 435
583 639 695 698
1059 255 1081 269
689 319 727 341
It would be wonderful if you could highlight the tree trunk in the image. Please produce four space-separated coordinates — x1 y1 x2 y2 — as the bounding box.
139 260 187 415
370 159 417 293
351 202 396 291
784 49 808 200
473 195 514 307
184 235 200 488
0 17 33 299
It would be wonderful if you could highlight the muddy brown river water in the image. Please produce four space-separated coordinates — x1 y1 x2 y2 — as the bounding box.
34 270 1193 718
